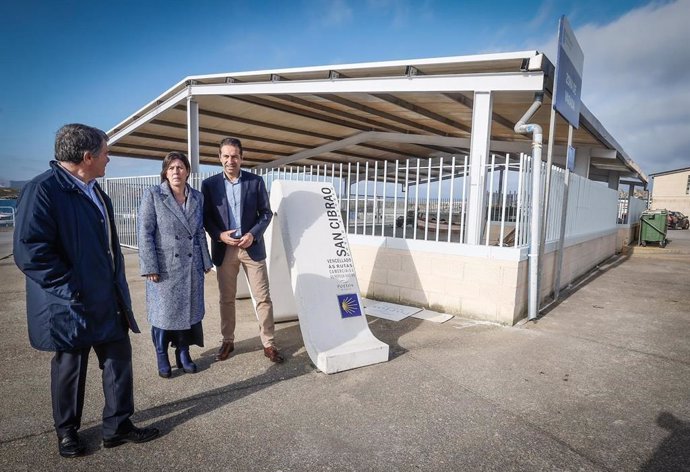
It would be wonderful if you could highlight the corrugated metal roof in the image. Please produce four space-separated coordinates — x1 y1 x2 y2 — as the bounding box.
107 50 646 184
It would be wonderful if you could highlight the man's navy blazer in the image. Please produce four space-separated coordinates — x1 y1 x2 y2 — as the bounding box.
201 171 272 266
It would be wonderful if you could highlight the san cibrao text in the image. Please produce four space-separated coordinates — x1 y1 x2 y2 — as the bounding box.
321 186 349 257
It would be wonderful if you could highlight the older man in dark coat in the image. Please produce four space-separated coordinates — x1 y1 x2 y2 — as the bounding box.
13 124 159 458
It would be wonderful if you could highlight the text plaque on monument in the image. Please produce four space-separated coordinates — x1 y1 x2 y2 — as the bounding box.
269 180 389 374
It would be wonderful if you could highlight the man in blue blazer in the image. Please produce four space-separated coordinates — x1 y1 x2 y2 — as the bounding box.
201 137 284 363
13 124 159 458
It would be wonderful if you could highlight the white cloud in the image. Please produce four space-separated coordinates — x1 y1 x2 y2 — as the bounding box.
540 0 690 175
527 0 555 30
319 0 354 26
366 0 408 12
366 0 432 28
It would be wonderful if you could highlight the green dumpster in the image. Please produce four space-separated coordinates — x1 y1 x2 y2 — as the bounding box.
639 209 668 248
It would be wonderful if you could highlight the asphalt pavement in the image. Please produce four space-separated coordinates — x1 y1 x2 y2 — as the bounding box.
0 227 688 471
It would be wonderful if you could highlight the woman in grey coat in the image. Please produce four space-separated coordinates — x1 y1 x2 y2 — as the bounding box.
138 152 213 377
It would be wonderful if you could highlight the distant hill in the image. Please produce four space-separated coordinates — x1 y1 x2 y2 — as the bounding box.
0 188 19 198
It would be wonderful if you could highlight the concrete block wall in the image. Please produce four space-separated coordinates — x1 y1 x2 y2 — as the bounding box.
349 237 524 325
349 230 617 326
616 223 639 251
539 231 617 301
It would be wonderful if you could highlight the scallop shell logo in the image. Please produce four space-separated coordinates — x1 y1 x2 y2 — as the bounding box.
337 294 362 318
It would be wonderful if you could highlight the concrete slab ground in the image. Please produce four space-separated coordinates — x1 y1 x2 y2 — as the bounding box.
0 227 688 471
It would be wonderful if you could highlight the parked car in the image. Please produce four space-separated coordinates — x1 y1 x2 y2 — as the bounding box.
667 211 690 230
395 210 415 228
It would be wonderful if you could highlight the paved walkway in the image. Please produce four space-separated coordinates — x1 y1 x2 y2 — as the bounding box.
0 228 688 471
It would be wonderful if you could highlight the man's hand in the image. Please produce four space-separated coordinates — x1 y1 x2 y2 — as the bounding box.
145 274 160 283
238 232 254 249
220 230 241 246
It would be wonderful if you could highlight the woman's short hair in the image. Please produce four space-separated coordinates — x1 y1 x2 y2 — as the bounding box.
160 151 191 183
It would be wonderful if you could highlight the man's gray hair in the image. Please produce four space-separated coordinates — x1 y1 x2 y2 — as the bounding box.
55 123 108 164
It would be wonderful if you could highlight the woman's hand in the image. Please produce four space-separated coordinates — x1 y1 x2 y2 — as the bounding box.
145 274 160 283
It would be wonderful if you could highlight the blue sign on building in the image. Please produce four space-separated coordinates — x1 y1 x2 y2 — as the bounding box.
553 16 584 128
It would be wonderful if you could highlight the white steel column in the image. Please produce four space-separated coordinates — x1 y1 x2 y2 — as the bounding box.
573 147 591 178
627 183 635 224
608 171 620 190
466 91 493 245
187 97 200 172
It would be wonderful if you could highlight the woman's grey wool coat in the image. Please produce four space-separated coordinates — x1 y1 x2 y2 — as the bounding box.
137 182 213 330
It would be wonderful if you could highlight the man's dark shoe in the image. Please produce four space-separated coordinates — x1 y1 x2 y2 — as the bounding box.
58 430 85 458
215 341 234 361
102 425 160 448
263 346 284 363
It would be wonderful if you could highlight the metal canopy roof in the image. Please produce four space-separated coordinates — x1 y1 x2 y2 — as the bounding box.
107 50 647 184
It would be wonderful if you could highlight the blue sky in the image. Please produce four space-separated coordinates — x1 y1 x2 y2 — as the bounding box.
1 0 687 183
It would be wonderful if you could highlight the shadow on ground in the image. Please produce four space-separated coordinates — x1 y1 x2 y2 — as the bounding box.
74 312 421 455
640 411 690 471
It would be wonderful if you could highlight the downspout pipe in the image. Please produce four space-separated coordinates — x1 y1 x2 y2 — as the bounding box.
514 93 544 321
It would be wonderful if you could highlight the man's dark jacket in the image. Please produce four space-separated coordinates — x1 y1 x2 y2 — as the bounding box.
201 171 272 266
13 161 139 351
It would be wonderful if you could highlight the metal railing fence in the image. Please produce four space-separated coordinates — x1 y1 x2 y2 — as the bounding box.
103 154 618 250
254 155 536 247
0 206 15 227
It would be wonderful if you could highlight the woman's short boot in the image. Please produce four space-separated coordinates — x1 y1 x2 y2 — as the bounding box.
175 345 198 374
151 327 171 378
